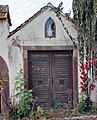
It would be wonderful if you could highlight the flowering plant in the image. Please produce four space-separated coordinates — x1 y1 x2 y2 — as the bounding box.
80 59 97 95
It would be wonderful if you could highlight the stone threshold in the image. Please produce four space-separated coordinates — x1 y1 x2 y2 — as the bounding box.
64 115 97 120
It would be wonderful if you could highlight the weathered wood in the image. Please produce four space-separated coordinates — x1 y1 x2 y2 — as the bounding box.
28 51 73 108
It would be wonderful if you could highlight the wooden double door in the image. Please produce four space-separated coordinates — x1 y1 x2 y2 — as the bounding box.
28 51 73 108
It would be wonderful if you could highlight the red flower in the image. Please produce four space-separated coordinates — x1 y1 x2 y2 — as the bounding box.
80 64 88 70
91 86 95 90
88 59 97 66
80 72 87 79
81 86 86 93
81 72 85 75
82 79 85 83
83 84 87 87
80 65 85 70
90 84 96 92
81 87 86 93
84 64 88 70
88 61 93 66
92 59 97 63
80 76 84 79
80 82 83 85
84 73 87 78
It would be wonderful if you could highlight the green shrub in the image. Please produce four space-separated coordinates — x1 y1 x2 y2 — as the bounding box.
79 97 96 115
52 102 68 110
9 71 33 119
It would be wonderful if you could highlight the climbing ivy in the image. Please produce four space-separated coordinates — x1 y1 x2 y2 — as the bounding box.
72 0 97 97
55 2 77 48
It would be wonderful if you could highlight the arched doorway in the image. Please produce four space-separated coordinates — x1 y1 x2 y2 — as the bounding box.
0 56 9 112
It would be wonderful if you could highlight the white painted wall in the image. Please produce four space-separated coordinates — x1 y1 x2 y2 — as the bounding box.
9 8 77 46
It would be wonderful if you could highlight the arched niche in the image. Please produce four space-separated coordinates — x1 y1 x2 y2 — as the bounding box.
45 17 56 38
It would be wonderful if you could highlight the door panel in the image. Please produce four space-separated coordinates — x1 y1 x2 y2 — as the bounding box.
52 52 73 106
28 51 73 108
28 52 51 108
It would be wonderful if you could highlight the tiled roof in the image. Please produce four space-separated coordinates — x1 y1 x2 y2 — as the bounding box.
0 5 12 26
8 2 77 38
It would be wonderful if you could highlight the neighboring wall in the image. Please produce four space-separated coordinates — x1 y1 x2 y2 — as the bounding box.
0 20 9 67
0 17 11 111
0 5 12 105
0 19 10 76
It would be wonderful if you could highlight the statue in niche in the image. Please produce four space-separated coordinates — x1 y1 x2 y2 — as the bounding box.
47 24 54 37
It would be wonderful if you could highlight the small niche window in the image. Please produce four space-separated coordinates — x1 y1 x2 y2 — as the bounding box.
38 80 42 85
45 17 56 38
59 80 64 85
